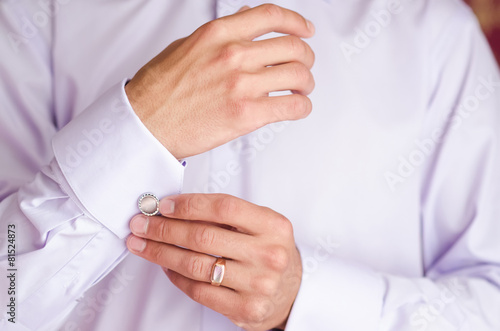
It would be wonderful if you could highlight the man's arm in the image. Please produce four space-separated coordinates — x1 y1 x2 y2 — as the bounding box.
0 3 316 329
0 3 185 329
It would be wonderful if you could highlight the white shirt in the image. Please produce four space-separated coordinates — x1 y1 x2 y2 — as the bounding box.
1 0 500 330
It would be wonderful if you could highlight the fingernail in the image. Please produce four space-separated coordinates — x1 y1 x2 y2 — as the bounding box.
306 19 315 33
127 235 146 253
160 199 175 215
130 215 148 235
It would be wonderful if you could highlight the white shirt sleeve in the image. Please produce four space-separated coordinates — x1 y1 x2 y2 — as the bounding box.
286 5 500 331
0 3 184 329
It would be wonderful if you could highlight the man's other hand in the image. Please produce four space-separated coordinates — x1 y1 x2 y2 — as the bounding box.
125 4 315 159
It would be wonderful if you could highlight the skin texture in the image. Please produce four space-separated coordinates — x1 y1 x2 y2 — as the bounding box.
125 4 315 160
125 4 315 330
127 194 303 331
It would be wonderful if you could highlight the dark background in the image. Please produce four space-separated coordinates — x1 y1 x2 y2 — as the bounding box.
465 0 500 65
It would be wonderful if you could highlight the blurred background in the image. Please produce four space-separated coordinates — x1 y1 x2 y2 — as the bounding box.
465 0 500 65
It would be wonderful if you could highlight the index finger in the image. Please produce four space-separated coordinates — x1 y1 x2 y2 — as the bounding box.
159 194 273 234
220 4 315 41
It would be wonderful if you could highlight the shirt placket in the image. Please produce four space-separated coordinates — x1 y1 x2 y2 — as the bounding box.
200 1 257 330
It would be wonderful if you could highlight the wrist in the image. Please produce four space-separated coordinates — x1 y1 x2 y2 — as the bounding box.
124 80 182 159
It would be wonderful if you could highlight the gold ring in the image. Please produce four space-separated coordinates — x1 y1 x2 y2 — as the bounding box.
210 257 226 286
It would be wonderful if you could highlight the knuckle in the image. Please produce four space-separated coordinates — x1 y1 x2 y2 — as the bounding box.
200 19 226 39
187 283 206 303
308 72 316 92
262 4 283 21
243 298 269 325
274 213 293 237
179 195 208 219
225 72 247 94
290 94 312 119
309 44 316 66
178 195 194 218
299 40 315 68
219 43 244 67
264 245 289 272
215 195 239 222
289 36 306 57
291 62 310 83
193 226 217 250
226 97 251 124
289 97 302 118
187 255 207 279
252 276 277 297
157 219 170 241
148 243 166 263
303 96 313 116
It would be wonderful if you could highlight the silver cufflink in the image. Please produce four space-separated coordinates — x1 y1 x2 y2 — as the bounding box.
138 193 160 216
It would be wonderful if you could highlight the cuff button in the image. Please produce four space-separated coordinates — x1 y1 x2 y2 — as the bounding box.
138 193 160 216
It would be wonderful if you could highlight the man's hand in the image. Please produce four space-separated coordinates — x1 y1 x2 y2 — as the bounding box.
125 4 315 159
126 194 303 331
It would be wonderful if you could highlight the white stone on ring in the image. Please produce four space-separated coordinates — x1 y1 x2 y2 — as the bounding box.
210 258 226 286
138 193 160 216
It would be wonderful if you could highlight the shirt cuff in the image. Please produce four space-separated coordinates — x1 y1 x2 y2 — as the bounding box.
285 242 385 330
52 79 184 239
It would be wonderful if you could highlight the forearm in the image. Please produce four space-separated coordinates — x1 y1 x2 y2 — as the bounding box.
0 81 185 328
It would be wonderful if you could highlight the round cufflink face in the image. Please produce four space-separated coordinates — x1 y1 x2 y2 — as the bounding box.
138 193 160 216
